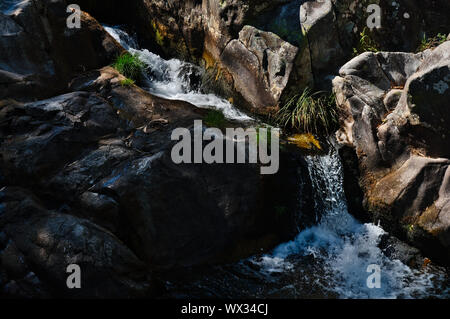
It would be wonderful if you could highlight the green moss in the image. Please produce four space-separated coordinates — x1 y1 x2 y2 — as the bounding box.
204 110 227 128
113 53 145 82
155 29 165 47
120 78 135 87
151 21 168 48
256 126 274 147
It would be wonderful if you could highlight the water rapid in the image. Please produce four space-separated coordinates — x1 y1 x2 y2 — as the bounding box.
104 26 252 122
255 149 449 298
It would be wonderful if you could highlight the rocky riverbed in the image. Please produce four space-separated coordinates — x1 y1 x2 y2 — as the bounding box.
0 0 449 298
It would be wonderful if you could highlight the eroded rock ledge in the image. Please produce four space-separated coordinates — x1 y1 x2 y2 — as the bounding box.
333 41 450 264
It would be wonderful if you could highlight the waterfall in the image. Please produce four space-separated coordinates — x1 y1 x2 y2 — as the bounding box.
256 146 448 298
104 26 252 122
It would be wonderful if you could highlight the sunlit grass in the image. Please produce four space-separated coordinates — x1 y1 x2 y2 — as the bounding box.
113 52 145 82
353 27 379 56
272 88 338 136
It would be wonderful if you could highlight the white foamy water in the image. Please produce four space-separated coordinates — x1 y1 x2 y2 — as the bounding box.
256 148 447 299
104 26 252 122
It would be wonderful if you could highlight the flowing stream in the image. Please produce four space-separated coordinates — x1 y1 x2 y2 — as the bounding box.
160 149 449 299
104 26 252 122
106 26 449 299
252 150 448 298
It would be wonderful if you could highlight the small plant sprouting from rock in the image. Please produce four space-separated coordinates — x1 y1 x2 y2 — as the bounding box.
417 33 447 52
204 110 227 128
273 88 338 136
353 27 379 56
113 52 145 82
120 78 135 87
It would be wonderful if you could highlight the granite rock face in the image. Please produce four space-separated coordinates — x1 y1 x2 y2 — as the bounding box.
220 26 299 112
333 41 450 264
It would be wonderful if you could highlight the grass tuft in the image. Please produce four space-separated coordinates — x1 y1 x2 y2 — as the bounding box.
113 53 145 82
353 27 379 56
272 88 338 135
417 33 447 52
204 110 227 128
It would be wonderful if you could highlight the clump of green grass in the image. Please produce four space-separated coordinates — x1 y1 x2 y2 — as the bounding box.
120 78 135 87
204 110 227 128
113 53 145 82
417 33 447 52
272 88 338 135
353 27 380 56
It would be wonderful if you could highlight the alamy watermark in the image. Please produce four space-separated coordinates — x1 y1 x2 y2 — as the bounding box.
366 4 382 30
66 4 81 29
66 264 81 289
171 121 280 175
299 1 382 30
366 264 381 289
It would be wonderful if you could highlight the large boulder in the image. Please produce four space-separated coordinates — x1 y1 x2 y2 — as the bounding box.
299 0 346 89
333 40 450 264
220 26 299 113
0 187 154 298
1 67 315 296
0 0 124 101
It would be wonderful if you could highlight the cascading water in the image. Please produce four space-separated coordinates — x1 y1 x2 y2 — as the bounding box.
256 147 448 298
162 147 449 299
104 26 252 122
103 26 448 299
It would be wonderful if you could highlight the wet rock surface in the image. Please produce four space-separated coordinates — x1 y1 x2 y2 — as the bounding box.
0 187 154 298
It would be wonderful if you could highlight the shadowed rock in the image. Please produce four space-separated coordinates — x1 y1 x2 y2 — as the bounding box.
0 0 124 101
